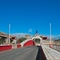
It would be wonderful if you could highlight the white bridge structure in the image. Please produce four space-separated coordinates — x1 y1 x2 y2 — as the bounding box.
32 35 42 46
32 35 60 60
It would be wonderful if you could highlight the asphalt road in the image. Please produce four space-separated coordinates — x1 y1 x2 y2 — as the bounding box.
0 46 46 60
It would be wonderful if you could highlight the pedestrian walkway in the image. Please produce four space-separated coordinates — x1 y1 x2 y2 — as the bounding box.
42 45 60 60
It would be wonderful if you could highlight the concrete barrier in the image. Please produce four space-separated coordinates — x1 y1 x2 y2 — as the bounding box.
0 45 12 51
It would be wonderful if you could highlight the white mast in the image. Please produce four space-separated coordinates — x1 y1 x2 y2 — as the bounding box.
9 24 11 44
50 23 53 48
50 23 52 45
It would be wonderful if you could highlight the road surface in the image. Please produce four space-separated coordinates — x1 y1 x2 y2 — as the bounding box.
0 46 46 60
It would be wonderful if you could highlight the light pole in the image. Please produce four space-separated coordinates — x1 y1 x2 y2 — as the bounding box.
49 23 52 48
50 23 51 44
8 24 11 44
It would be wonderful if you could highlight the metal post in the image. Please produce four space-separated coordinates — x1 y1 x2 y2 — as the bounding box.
49 23 52 48
9 24 11 44
50 23 51 44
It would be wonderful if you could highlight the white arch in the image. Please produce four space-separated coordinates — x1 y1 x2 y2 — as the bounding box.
32 36 42 45
32 36 42 40
20 39 33 47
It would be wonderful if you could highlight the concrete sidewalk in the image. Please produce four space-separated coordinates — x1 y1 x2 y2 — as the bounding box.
42 45 60 60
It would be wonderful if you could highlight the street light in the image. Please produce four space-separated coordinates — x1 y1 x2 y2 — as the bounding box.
49 23 52 48
8 24 11 44
50 23 51 44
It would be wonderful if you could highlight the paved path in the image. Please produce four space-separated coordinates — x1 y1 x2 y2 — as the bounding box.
0 46 46 60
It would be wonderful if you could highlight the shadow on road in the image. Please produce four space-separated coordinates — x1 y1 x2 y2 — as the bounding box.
36 46 47 60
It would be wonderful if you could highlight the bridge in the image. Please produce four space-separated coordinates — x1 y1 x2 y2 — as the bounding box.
0 35 60 60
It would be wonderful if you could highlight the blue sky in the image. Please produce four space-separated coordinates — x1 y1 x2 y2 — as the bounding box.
0 0 60 35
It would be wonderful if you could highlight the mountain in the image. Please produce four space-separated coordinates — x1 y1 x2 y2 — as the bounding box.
13 33 31 38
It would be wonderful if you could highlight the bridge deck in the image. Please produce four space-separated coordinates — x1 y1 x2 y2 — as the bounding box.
0 46 46 60
42 45 60 60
